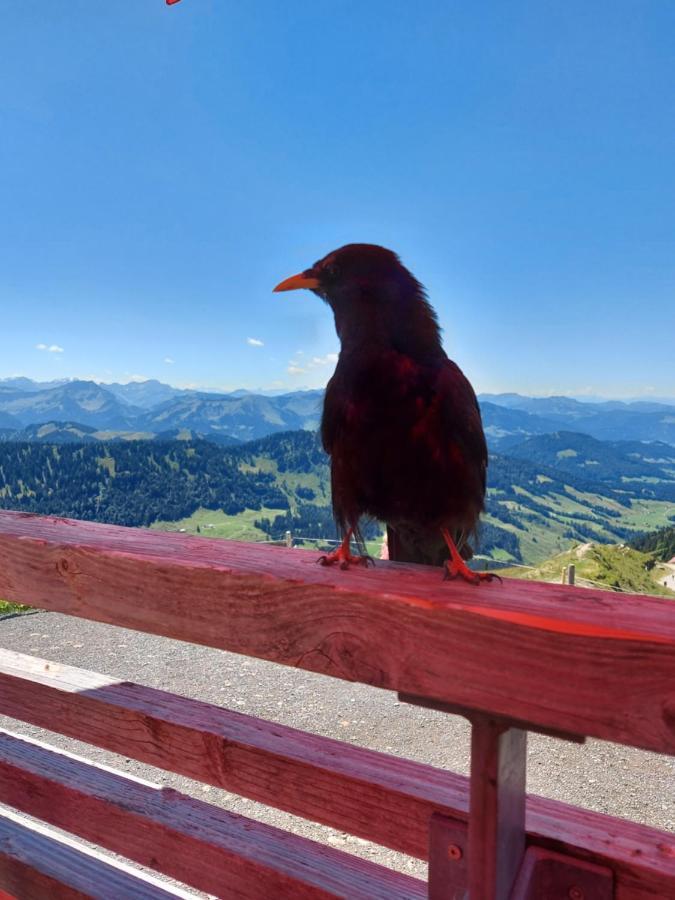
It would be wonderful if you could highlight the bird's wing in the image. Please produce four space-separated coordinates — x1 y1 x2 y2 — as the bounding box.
321 371 357 536
320 372 343 455
386 357 486 565
438 357 487 494
405 356 487 492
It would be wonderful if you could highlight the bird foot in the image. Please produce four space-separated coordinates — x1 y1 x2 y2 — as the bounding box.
443 557 502 585
318 547 374 570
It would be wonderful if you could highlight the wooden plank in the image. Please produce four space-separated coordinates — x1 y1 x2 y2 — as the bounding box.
0 512 673 753
0 648 464 861
0 729 425 900
467 719 526 900
0 808 195 899
0 651 673 899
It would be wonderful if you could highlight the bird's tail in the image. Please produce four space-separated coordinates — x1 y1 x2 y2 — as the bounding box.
386 525 473 567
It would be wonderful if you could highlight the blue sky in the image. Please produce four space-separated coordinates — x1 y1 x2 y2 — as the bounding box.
2 1 674 397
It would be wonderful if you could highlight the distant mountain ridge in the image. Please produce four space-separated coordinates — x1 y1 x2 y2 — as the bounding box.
144 390 323 441
478 392 675 414
478 392 675 444
104 379 189 409
1 378 675 446
0 377 73 394
0 380 141 430
0 378 324 441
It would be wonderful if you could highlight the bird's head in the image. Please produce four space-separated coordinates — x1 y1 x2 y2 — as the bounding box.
274 244 412 303
274 243 442 352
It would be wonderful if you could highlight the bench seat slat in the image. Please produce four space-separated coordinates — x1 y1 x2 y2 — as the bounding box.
0 729 425 900
0 649 673 899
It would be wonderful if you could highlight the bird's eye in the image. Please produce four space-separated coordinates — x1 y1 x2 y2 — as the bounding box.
325 264 340 280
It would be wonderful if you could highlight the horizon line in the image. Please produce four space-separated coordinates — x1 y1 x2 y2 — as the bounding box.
1 374 674 405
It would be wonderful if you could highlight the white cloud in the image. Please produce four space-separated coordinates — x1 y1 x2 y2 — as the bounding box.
287 350 338 378
164 357 175 365
310 353 338 367
247 337 264 347
36 343 64 353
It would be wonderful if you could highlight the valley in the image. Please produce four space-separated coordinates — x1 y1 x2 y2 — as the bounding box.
0 378 673 594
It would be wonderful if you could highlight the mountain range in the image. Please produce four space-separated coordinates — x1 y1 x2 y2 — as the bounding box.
0 378 324 442
1 378 675 446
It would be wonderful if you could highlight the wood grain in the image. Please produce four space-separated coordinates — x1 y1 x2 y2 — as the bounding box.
0 807 194 899
0 650 673 898
0 511 673 753
0 729 425 900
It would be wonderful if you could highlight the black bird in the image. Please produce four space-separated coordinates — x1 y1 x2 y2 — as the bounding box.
274 244 496 584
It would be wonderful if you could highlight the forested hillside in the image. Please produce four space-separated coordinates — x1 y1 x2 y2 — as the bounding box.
506 432 675 499
0 441 288 526
2 429 673 564
631 525 675 561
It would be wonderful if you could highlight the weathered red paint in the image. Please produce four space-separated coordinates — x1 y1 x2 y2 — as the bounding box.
0 511 673 896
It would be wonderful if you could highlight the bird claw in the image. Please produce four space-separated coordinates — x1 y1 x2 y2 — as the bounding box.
443 560 502 585
318 549 374 569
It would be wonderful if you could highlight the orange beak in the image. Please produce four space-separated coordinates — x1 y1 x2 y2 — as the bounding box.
273 272 321 293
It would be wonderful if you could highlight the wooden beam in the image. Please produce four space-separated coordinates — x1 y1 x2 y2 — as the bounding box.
0 808 195 899
467 719 526 900
0 650 673 898
0 730 425 900
0 511 673 753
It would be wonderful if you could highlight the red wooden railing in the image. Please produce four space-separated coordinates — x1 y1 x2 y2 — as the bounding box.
0 509 673 898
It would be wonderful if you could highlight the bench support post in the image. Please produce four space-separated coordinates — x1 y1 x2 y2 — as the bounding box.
401 694 613 899
468 717 526 900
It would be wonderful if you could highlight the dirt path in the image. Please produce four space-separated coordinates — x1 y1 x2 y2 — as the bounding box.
659 562 675 592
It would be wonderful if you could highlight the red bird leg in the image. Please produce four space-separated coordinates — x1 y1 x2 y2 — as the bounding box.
318 530 372 570
441 528 501 585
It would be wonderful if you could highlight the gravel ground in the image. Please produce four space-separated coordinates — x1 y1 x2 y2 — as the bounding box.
1 610 673 891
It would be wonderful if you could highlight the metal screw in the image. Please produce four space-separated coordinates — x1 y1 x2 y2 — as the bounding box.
447 844 463 861
569 888 584 900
